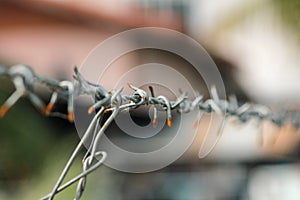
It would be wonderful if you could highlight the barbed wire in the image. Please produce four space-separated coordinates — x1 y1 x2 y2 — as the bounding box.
0 64 299 199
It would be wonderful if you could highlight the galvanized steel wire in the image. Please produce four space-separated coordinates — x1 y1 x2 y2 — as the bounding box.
0 64 298 199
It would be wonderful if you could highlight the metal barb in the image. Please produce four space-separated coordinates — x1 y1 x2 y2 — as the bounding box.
1 64 300 199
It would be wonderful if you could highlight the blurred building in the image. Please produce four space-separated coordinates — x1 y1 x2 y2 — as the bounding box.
0 0 300 200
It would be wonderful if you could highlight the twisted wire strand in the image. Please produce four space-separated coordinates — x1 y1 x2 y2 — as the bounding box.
1 64 300 199
0 64 295 127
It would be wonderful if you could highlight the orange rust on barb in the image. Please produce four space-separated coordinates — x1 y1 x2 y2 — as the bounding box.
167 118 172 127
127 83 133 89
45 103 54 115
68 112 74 122
0 105 9 117
88 106 95 114
121 109 127 113
152 118 157 128
104 109 110 114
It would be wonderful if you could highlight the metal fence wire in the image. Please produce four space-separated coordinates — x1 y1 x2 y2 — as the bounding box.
0 64 299 199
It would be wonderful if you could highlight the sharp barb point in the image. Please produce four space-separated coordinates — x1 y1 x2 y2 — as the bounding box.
167 118 172 127
0 105 9 117
88 106 95 114
153 118 157 127
46 103 54 115
68 112 74 122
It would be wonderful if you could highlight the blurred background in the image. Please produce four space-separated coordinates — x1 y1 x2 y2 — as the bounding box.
1 0 300 199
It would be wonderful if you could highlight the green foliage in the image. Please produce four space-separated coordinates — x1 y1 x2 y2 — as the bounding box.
273 0 300 38
0 77 74 198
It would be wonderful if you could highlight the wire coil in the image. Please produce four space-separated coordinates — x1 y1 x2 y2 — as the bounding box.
0 64 299 199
